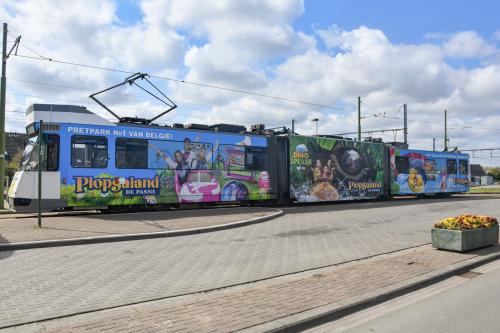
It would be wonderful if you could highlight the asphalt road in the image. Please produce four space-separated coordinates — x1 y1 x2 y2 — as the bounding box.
0 195 499 328
307 259 500 333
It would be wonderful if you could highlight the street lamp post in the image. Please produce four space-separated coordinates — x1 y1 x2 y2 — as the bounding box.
312 118 319 136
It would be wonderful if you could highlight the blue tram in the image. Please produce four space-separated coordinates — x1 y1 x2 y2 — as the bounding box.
8 104 470 212
9 104 273 212
389 148 470 196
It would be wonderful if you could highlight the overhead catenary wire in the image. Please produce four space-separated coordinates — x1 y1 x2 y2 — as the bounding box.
366 112 500 131
7 77 337 118
6 84 314 125
356 101 500 132
6 34 500 136
8 33 357 114
11 53 354 113
10 76 500 134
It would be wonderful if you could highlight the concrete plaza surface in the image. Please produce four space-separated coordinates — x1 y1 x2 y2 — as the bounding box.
4 245 500 333
0 194 499 329
0 207 277 244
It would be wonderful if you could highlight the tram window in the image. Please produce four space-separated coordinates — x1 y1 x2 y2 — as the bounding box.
447 159 457 174
45 134 59 171
71 136 108 168
19 137 39 171
116 139 148 169
395 156 409 174
245 147 268 170
459 160 468 175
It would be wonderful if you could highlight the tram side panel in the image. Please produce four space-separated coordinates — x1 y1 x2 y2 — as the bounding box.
288 135 386 203
58 123 276 210
389 148 470 196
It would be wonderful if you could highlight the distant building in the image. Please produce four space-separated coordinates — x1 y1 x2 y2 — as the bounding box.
470 164 486 186
481 175 494 186
5 132 27 162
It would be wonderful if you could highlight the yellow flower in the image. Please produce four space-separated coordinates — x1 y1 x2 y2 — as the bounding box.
434 214 498 230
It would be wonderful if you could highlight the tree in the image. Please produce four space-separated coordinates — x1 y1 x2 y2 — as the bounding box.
484 167 500 181
6 150 23 179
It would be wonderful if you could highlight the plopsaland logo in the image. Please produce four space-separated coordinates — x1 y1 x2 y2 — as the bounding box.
454 178 470 185
348 181 382 191
74 176 160 196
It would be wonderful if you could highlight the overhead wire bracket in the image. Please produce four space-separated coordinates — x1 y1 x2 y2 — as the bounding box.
4 35 21 62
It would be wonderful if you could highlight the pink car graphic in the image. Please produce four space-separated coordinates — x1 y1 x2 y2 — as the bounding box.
175 170 221 203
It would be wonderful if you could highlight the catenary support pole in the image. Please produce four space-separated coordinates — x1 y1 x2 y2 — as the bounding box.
403 104 408 144
444 109 448 151
357 96 361 141
37 120 43 228
0 23 7 209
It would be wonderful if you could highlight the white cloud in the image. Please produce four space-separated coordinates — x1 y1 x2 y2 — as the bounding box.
1 1 500 167
443 31 495 58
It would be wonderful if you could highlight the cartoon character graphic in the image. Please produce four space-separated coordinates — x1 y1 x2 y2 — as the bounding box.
221 181 249 201
182 137 193 161
389 147 397 177
440 169 448 191
312 181 338 201
321 164 332 181
312 159 322 181
190 145 212 170
408 168 424 192
343 149 363 174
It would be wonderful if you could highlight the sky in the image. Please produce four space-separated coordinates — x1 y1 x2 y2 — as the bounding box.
1 0 500 166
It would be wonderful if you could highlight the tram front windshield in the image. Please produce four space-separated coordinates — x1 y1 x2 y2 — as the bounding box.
19 136 39 171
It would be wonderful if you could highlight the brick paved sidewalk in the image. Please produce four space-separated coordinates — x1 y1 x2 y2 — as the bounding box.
6 244 499 333
0 207 276 244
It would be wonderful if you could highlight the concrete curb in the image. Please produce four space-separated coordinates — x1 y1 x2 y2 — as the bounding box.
0 208 284 251
240 245 500 333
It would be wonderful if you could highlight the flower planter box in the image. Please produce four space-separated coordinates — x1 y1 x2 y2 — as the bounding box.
431 225 499 252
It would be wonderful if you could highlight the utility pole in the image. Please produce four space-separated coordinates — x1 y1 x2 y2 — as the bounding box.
37 120 43 227
357 96 361 141
0 23 20 209
291 119 295 134
444 109 448 151
0 23 7 209
312 118 319 136
403 104 408 144
433 138 436 152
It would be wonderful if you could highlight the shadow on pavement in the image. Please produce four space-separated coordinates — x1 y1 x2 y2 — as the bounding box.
80 206 268 222
462 243 500 257
283 194 500 215
0 234 13 260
